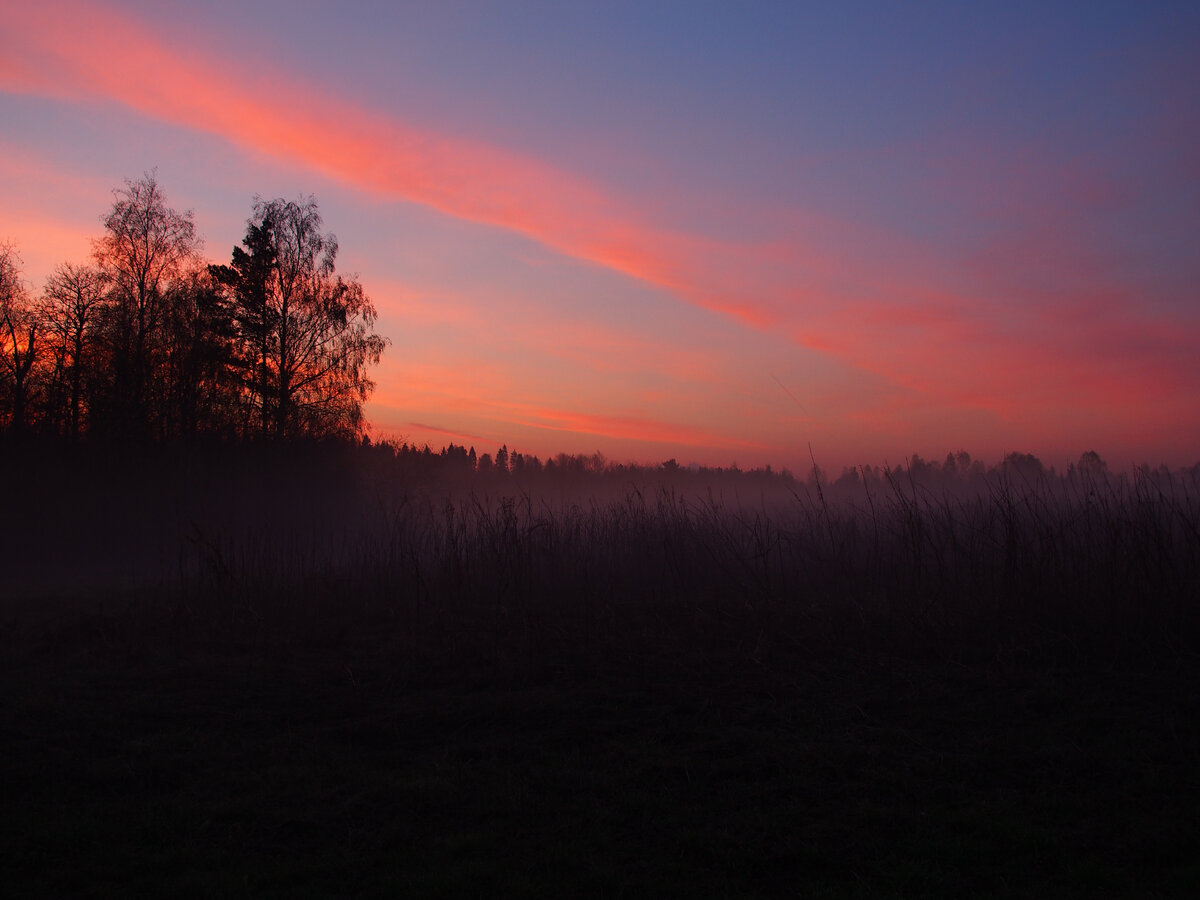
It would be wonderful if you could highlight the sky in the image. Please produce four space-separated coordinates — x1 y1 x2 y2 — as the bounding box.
1 1 1198 471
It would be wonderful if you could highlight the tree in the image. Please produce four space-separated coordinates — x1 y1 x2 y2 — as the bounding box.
209 210 277 435
1077 450 1108 476
0 243 41 437
161 266 241 439
41 262 109 439
1001 451 1046 482
93 172 200 437
213 196 388 439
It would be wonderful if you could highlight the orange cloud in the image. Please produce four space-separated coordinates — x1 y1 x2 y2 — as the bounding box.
485 400 769 451
369 362 768 453
0 214 97 288
0 143 116 278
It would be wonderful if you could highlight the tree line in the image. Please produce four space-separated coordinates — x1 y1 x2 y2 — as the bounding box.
373 440 1199 499
0 174 388 443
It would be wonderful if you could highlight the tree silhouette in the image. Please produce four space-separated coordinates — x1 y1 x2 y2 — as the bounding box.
213 197 388 439
162 267 241 439
0 243 41 437
93 172 200 438
210 211 278 435
1077 450 1108 476
41 262 109 439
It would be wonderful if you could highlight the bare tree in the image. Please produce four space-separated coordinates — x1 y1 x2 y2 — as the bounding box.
0 242 42 438
213 196 388 439
94 172 199 437
41 262 109 439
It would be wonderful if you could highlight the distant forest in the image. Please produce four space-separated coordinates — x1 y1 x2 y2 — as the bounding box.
0 173 388 443
364 440 1199 499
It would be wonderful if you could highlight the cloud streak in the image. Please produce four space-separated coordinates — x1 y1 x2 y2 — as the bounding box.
490 401 770 451
0 1 838 335
2 3 702 289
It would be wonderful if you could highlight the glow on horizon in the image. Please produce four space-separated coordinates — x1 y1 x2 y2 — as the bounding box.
1 1 1197 470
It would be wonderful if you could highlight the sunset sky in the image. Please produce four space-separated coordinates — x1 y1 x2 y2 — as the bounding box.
2 1 1197 471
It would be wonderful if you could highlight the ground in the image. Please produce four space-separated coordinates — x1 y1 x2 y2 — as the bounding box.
4 600 1197 898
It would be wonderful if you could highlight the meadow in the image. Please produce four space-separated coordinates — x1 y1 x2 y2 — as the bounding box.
3 441 1199 897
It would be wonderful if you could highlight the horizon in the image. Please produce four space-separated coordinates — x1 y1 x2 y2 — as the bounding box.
3 1 1198 472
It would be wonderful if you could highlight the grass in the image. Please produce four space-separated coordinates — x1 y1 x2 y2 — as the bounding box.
3 443 1199 896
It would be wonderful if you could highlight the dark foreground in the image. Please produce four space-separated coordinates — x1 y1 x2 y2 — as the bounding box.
4 595 1198 899
3 448 1199 896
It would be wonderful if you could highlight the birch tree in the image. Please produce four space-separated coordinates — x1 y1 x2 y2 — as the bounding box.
212 197 388 439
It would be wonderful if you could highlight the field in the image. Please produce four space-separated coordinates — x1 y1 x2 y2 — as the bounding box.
3 443 1199 897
